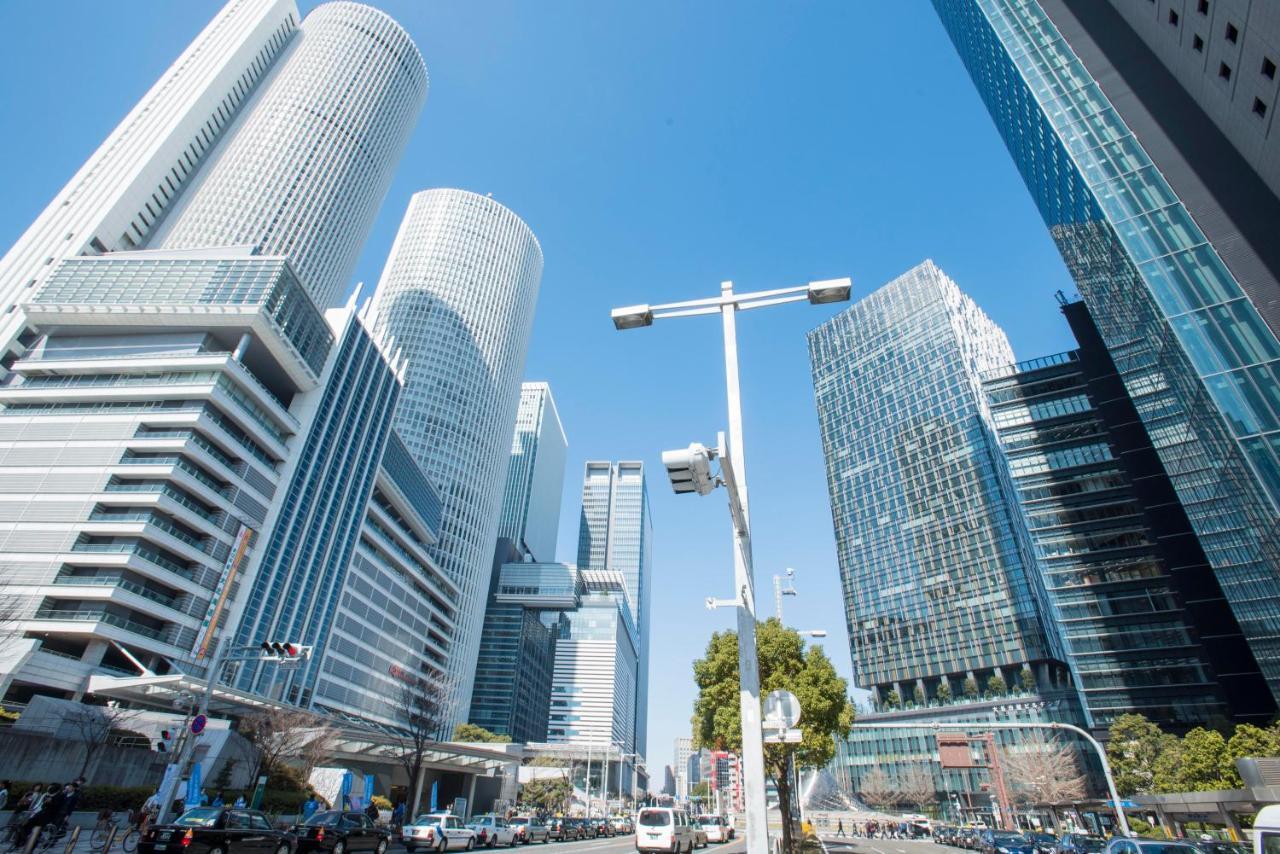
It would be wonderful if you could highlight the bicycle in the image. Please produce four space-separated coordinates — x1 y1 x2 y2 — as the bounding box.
91 812 125 852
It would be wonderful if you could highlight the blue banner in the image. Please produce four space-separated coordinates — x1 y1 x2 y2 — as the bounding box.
185 763 202 811
364 775 376 810
429 780 438 812
340 771 354 810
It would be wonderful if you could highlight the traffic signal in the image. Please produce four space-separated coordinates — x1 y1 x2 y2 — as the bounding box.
259 641 311 659
157 729 173 752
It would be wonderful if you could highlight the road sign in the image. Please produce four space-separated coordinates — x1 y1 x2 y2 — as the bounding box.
191 714 207 735
763 728 803 744
763 690 801 728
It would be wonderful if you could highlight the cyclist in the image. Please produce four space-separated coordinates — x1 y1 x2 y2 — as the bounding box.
18 783 67 845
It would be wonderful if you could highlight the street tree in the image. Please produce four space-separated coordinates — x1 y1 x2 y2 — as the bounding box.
1002 737 1087 805
385 670 451 816
1162 728 1231 793
67 703 138 779
1222 724 1280 787
238 706 332 788
691 619 853 854
690 781 711 799
521 776 572 812
900 767 936 810
1106 714 1165 796
858 767 901 811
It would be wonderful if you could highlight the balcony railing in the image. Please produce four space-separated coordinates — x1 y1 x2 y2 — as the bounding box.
32 608 166 641
53 574 182 611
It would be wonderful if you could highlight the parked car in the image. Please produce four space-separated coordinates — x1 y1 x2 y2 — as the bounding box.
401 814 476 853
507 818 549 845
138 807 295 854
610 816 634 835
1056 834 1107 854
465 816 515 849
980 830 1034 854
1190 842 1247 854
590 818 616 838
1104 841 1199 854
960 829 984 850
1028 835 1059 854
293 811 390 854
694 817 729 844
544 820 572 842
636 808 696 854
689 823 708 850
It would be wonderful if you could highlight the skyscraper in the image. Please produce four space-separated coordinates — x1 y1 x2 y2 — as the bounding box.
932 0 1280 702
673 736 694 800
808 261 1061 705
576 461 653 758
498 382 567 563
372 189 543 723
0 0 298 356
154 2 428 308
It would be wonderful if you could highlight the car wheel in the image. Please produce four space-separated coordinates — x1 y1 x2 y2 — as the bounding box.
376 842 388 854
334 844 346 854
276 845 291 854
467 839 475 851
208 847 226 854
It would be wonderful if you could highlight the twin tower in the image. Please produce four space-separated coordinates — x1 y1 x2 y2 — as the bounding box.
0 0 541 724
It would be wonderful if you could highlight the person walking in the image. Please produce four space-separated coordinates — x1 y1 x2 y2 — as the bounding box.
391 801 405 827
364 801 380 823
836 819 845 837
233 795 246 809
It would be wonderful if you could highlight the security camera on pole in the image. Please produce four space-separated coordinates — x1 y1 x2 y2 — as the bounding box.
613 275 852 854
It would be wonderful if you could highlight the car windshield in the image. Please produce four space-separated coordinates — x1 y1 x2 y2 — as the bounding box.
1139 847 1198 854
1076 839 1105 852
697 817 721 825
639 811 672 827
510 819 528 825
306 812 342 827
1032 836 1058 844
993 833 1028 843
413 816 448 826
174 808 222 828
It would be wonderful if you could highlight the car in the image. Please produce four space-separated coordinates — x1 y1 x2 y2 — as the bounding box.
563 818 590 840
980 830 1034 854
1190 843 1247 854
959 829 983 850
610 816 634 835
588 818 614 838
138 807 295 854
465 816 516 849
401 814 476 852
689 824 707 850
694 817 730 845
506 818 549 845
933 827 953 846
1104 841 1199 854
635 808 697 854
1056 834 1107 854
294 811 391 854
544 820 572 842
1028 834 1059 854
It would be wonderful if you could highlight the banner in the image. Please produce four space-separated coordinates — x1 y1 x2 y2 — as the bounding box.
193 524 253 659
185 763 202 811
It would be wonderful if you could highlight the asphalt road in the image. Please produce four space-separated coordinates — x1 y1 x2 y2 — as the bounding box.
818 837 967 854
389 838 748 854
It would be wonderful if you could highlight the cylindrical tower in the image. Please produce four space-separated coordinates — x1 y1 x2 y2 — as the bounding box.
372 189 543 724
153 1 427 309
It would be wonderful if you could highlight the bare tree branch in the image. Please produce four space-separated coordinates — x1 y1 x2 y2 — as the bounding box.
900 766 936 809
1002 736 1087 806
66 703 138 780
858 767 903 810
383 669 451 816
237 707 330 787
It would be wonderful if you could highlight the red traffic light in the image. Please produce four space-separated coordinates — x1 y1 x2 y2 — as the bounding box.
262 641 301 657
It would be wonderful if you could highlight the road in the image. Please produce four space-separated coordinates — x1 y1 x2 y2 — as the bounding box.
819 836 966 854
393 839 748 854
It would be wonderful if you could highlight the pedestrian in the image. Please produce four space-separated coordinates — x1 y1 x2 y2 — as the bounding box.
837 819 845 837
0 781 9 813
391 801 405 827
59 783 80 821
233 795 246 809
303 794 319 821
365 800 380 823
211 792 224 808
20 783 67 841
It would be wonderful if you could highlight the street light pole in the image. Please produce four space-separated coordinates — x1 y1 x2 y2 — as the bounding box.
612 274 851 854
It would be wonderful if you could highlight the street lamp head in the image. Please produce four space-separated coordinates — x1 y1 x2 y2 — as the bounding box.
799 630 827 638
807 277 853 305
611 304 654 330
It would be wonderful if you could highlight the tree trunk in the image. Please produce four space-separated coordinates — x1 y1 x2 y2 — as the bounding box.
409 762 426 818
773 761 794 854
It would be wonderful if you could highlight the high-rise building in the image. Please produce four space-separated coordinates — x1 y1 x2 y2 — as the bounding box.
548 569 639 753
372 189 543 723
153 2 427 309
498 383 567 563
0 0 298 362
662 766 677 797
982 298 1274 728
469 561 577 744
808 261 1063 705
932 0 1280 702
673 737 694 800
576 461 653 758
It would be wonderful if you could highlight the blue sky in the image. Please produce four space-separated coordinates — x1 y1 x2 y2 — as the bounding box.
0 1 1078 778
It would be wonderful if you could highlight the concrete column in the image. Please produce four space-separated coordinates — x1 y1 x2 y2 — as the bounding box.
466 774 477 820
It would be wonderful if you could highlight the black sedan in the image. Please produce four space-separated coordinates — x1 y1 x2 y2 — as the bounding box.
293 811 391 854
139 807 294 854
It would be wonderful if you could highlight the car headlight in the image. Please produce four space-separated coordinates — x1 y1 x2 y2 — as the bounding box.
999 847 1011 852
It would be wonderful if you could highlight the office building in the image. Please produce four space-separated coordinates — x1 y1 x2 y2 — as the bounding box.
371 189 543 723
932 0 1280 702
548 569 639 753
469 562 576 744
577 461 653 757
498 382 567 563
674 736 694 800
808 261 1065 705
982 298 1273 728
153 2 427 309
0 0 298 362
710 751 744 814
662 766 676 797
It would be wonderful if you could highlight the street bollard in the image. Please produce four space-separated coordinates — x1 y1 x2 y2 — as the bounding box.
63 825 81 854
101 825 118 853
22 826 41 854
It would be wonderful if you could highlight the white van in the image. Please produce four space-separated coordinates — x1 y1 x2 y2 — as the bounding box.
636 808 697 853
1255 804 1280 854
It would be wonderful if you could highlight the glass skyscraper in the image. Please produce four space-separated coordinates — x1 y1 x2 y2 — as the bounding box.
372 189 543 724
497 382 567 563
576 461 652 758
932 0 1280 703
808 261 1060 705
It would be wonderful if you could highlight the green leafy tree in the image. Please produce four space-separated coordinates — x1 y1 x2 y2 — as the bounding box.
453 722 512 743
913 686 927 707
1223 724 1280 786
1019 668 1036 693
1107 714 1165 796
986 675 1007 696
883 689 901 709
690 781 711 799
1169 728 1230 792
936 681 952 704
521 776 571 812
692 619 853 854
962 677 979 698
1151 733 1185 794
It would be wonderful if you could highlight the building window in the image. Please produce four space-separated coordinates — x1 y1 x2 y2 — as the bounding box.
1264 57 1277 80
1220 62 1233 80
1226 23 1239 43
1169 10 1180 25
1194 34 1205 52
1254 98 1268 117
1197 0 1209 13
